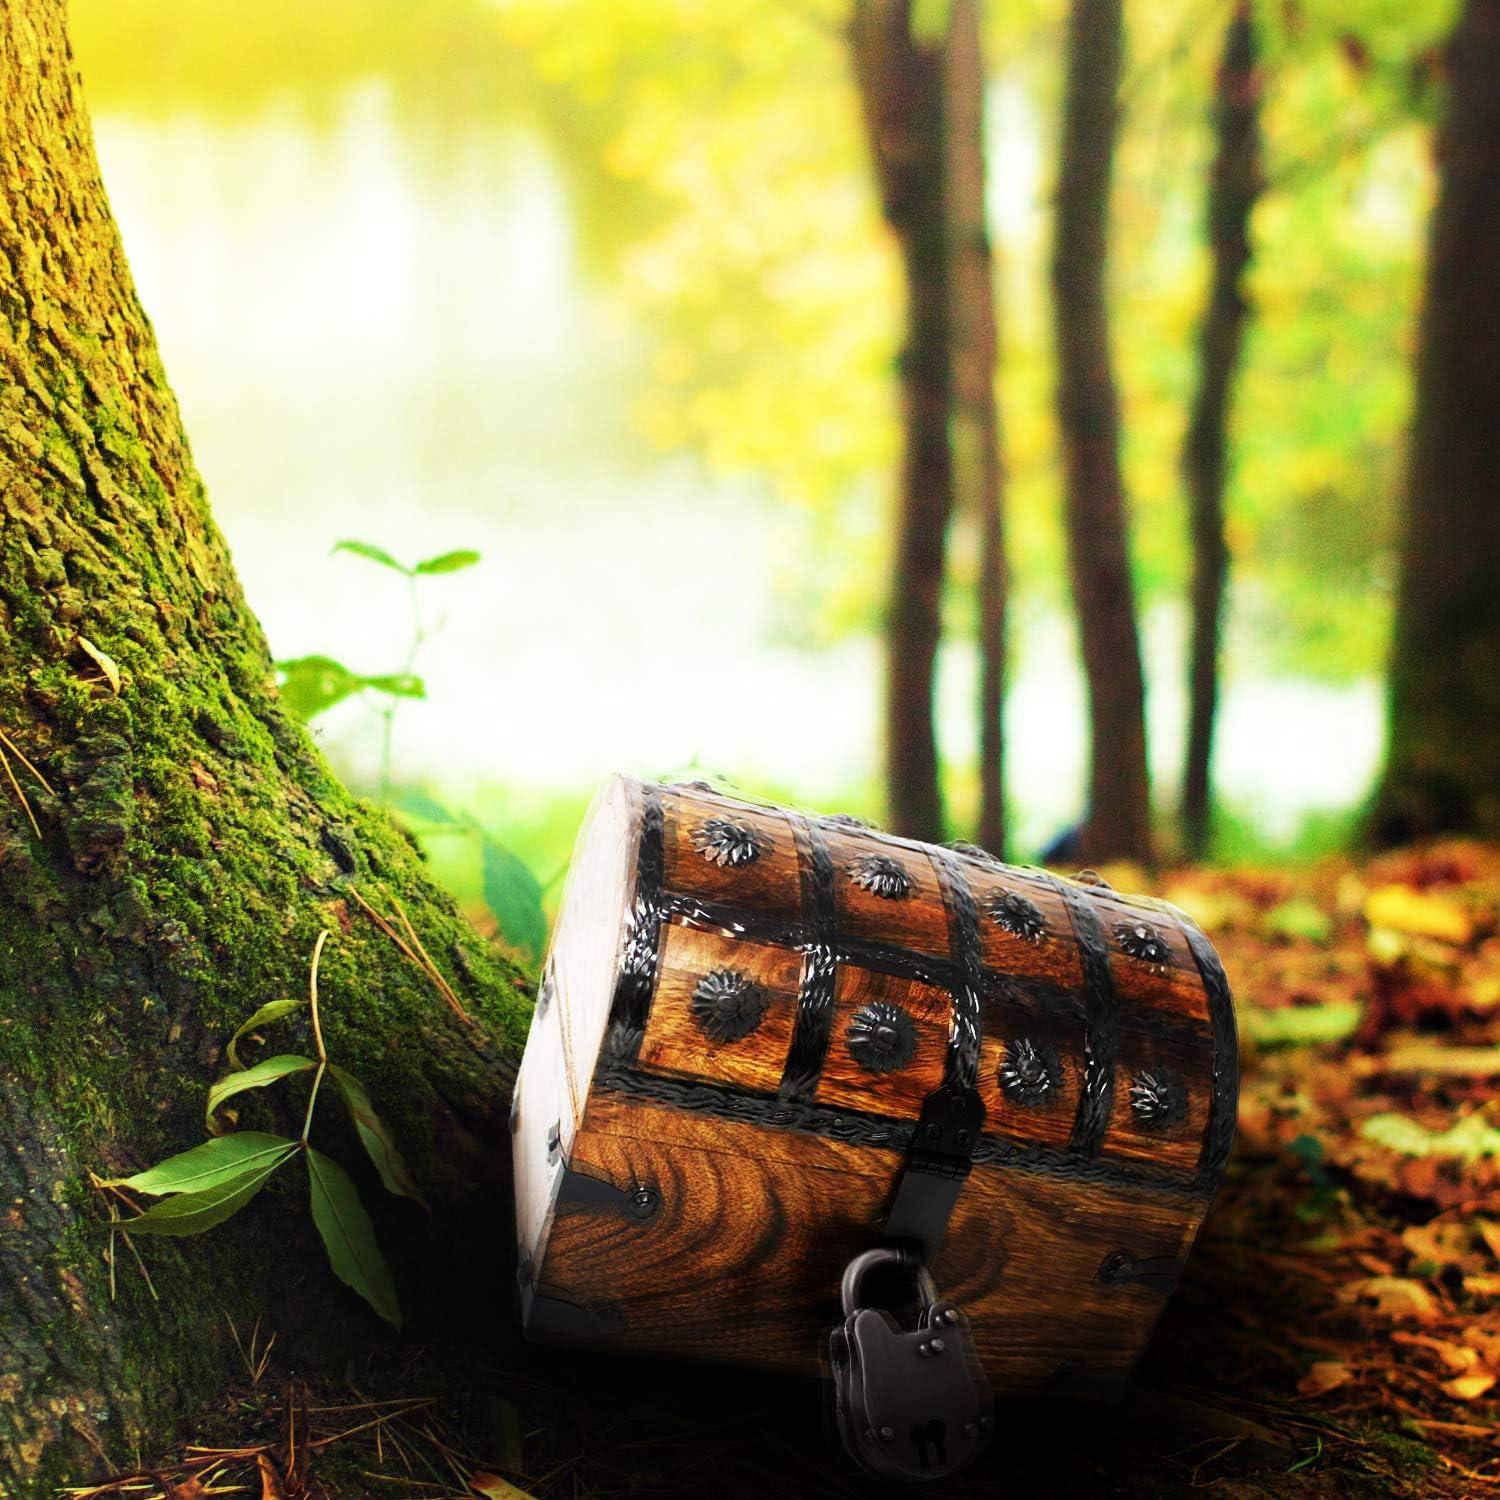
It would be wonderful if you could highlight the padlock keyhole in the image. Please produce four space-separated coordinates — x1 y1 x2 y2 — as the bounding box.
911 1418 948 1470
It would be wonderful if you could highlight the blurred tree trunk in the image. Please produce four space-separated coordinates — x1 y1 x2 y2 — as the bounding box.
1372 0 1500 845
1051 0 1152 863
1180 0 1263 857
0 5 529 1492
851 0 954 842
945 0 1009 858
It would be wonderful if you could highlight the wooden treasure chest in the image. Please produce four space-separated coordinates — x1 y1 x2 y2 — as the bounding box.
512 776 1237 1480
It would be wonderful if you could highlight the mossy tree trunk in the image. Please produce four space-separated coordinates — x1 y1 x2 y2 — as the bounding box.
0 5 531 1492
1371 0 1500 845
1051 0 1153 865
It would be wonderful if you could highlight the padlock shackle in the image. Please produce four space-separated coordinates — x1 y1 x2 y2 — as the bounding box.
839 1245 938 1320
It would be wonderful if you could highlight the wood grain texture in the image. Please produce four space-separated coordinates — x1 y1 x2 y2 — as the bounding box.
582 1088 899 1178
821 824 952 956
1103 1024 1212 1171
975 986 1083 1149
815 964 950 1116
962 858 1087 990
1083 886 1212 1027
661 787 802 922
638 921 801 1093
533 1097 1199 1389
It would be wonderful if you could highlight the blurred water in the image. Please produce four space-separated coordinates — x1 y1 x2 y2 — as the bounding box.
87 66 1382 857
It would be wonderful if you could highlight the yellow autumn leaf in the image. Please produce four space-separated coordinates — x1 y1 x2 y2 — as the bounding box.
469 1475 536 1500
1463 1274 1500 1298
1442 1369 1497 1402
1338 1276 1441 1323
1297 1360 1352 1397
78 635 121 694
1478 1220 1500 1263
1401 1220 1481 1270
1365 884 1472 945
1393 1331 1478 1371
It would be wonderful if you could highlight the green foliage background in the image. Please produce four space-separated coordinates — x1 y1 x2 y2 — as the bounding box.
66 0 1458 898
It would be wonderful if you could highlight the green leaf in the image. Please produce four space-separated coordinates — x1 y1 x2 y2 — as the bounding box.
121 1154 290 1236
226 999 304 1070
206 1054 315 1127
361 672 426 700
1263 899 1334 945
329 1065 426 1207
103 1132 298 1196
333 539 409 574
306 1147 401 1328
480 836 548 961
393 788 456 825
1361 1113 1500 1162
1242 1002 1361 1048
413 548 480 575
275 655 363 721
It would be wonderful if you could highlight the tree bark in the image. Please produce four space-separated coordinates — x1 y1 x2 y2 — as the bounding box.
1051 0 1153 864
1180 0 1262 858
851 0 954 843
0 6 530 1491
945 0 1009 858
1371 0 1500 845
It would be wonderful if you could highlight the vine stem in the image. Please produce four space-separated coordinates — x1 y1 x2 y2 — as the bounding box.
300 929 332 1145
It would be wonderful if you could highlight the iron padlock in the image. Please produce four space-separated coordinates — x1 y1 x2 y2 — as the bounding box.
829 1247 995 1482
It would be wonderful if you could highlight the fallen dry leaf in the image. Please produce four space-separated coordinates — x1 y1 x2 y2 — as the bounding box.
1366 884 1472 945
257 1454 287 1500
77 634 122 694
1442 1369 1497 1402
1339 1275 1442 1323
1393 1331 1478 1370
469 1474 536 1500
1401 1219 1486 1272
1297 1360 1353 1397
1462 1326 1500 1365
1478 1220 1500 1263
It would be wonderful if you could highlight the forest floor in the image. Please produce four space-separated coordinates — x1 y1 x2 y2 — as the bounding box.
67 841 1500 1499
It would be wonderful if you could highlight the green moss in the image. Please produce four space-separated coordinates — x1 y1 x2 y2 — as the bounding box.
1366 1430 1441 1477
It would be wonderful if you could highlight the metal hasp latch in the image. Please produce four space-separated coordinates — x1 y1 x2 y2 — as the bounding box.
830 1247 994 1482
882 1082 985 1263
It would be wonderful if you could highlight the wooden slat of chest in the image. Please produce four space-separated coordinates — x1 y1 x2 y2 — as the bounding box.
529 1095 1205 1390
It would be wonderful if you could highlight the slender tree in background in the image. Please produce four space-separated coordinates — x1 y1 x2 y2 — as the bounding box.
851 0 1008 847
0 4 528 1489
1180 0 1263 857
1372 0 1500 845
850 0 954 842
1051 0 1152 863
945 0 1010 858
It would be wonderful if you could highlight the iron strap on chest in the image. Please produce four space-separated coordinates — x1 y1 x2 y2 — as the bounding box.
878 843 988 1262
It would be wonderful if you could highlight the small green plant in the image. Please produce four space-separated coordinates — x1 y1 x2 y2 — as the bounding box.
394 789 549 963
96 931 418 1327
276 539 481 796
275 539 550 961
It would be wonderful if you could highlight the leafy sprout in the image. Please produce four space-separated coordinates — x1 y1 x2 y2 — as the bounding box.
96 930 422 1327
274 538 481 797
